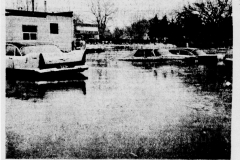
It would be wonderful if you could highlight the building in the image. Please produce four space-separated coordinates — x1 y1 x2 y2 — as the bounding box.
74 23 99 42
6 9 73 52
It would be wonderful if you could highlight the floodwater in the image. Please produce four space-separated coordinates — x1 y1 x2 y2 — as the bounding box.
5 51 232 159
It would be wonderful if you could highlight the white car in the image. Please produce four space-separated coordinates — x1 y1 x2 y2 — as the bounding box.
6 42 88 74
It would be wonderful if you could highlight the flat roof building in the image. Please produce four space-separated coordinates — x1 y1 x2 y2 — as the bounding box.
74 23 99 41
6 9 74 52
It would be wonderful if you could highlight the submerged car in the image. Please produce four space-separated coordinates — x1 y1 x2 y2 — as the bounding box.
118 48 195 61
223 49 233 67
169 48 218 64
6 42 88 74
169 48 211 57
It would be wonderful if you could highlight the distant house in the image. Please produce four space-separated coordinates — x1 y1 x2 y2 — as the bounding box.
6 9 73 52
74 23 99 42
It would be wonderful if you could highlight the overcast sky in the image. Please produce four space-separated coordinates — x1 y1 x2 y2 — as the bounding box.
6 0 198 30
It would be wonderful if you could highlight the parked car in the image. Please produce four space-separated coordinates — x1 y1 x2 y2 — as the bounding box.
6 41 88 74
169 48 210 56
118 48 195 61
223 49 233 67
169 48 218 64
73 38 86 50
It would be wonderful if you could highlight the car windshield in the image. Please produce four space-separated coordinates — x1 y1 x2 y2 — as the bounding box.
159 50 172 55
21 45 62 56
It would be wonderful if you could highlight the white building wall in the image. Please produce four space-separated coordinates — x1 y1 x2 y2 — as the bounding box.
47 15 73 51
6 15 73 51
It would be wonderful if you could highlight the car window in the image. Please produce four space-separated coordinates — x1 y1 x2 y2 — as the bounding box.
154 49 161 56
15 48 21 56
158 49 171 55
134 49 155 57
169 50 179 55
180 50 192 55
6 45 15 56
6 45 22 56
21 45 62 55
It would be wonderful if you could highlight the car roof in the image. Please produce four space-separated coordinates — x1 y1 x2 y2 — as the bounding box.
6 41 54 48
169 47 198 51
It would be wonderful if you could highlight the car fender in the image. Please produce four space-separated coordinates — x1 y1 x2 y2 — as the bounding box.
6 56 14 69
22 53 40 69
9 56 27 69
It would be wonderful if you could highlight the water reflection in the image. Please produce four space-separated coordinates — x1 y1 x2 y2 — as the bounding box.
6 51 232 159
86 52 119 68
131 61 165 70
129 60 232 93
153 69 158 77
6 80 86 100
6 70 88 81
178 64 232 92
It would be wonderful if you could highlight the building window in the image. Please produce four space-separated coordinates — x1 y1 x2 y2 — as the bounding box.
22 25 37 40
50 23 58 34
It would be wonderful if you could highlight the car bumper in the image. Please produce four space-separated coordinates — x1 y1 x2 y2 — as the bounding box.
7 65 88 74
36 65 88 73
6 65 88 80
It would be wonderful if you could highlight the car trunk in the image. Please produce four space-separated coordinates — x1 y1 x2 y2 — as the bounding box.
40 50 86 69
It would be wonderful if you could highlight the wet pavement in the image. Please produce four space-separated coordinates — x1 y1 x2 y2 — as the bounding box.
6 51 232 158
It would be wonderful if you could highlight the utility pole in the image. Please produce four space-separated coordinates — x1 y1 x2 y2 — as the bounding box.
44 0 47 12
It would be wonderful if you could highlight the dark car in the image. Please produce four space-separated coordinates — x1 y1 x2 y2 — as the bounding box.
223 49 233 67
169 48 218 64
169 48 206 56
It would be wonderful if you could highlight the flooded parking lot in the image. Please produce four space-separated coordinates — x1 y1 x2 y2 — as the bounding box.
6 51 232 158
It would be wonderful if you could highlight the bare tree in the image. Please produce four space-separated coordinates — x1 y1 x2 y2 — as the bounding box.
90 0 117 39
73 13 83 24
130 13 145 24
15 0 38 11
26 0 30 11
16 0 23 10
35 0 38 11
20 0 32 11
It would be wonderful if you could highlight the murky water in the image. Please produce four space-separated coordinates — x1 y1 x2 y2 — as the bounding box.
5 51 232 158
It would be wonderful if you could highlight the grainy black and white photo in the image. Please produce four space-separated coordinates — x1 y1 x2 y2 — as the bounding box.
4 0 234 159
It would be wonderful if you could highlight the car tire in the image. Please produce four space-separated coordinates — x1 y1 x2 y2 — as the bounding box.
39 54 45 70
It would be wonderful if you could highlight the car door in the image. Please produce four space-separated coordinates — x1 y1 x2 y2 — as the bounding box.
12 47 28 69
6 44 27 69
6 45 15 69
